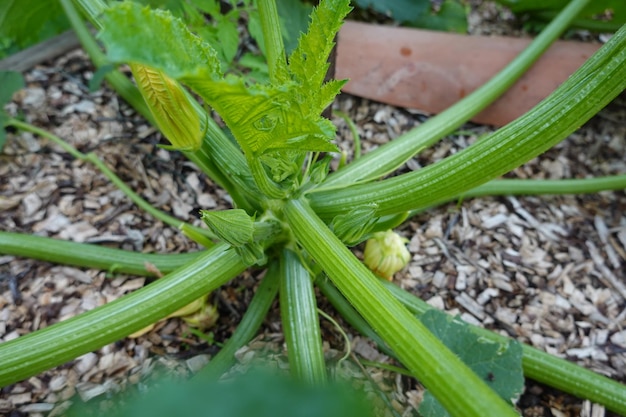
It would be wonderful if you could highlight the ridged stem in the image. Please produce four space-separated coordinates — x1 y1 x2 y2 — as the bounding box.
0 244 246 387
309 23 626 219
280 249 327 384
284 198 518 417
317 0 591 189
0 231 201 277
257 0 286 84
196 263 280 379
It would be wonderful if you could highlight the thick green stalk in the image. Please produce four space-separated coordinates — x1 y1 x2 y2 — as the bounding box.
383 282 626 415
7 119 217 244
0 244 246 387
196 263 280 380
309 24 626 219
284 199 518 417
280 249 327 384
257 0 286 83
316 277 395 358
0 231 202 277
316 0 591 189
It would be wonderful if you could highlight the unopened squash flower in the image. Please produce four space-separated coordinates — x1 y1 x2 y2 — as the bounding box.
129 294 218 338
363 230 411 280
130 63 202 151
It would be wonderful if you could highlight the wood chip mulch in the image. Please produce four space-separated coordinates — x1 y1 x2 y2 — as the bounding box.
1 3 625 416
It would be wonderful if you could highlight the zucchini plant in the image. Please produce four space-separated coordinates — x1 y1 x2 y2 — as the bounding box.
1 0 625 415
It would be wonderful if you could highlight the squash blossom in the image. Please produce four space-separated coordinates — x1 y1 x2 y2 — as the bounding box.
128 294 218 338
364 230 411 280
130 63 202 151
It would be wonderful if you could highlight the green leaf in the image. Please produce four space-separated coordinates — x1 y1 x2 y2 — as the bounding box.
418 310 524 417
309 153 333 184
408 0 468 33
352 0 429 22
0 0 69 51
276 0 313 54
98 2 222 80
0 71 24 106
88 64 115 92
0 71 24 150
188 76 338 156
189 0 220 15
217 18 239 64
200 209 255 247
493 0 625 32
288 0 352 117
67 370 375 417
331 204 379 246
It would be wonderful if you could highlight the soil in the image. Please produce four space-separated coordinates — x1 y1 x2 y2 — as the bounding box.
1 1 625 416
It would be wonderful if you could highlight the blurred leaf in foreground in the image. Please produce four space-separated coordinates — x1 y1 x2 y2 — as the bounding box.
69 369 376 417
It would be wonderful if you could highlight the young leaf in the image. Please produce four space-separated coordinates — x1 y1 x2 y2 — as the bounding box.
187 77 339 157
288 0 352 117
200 209 255 247
418 310 524 417
331 204 379 246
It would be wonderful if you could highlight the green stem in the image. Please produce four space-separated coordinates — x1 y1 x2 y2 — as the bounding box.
316 0 591 189
316 277 395 358
7 119 217 244
358 359 413 378
257 0 286 83
196 263 280 379
462 175 626 198
280 249 327 384
383 282 626 416
0 231 202 277
405 175 626 219
284 198 518 417
309 23 626 219
72 0 107 29
333 110 361 160
184 135 257 213
0 244 246 387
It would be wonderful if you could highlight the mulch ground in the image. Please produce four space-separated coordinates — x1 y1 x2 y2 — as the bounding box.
1 1 625 416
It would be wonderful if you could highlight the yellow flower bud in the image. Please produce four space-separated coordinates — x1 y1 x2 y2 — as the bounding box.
363 230 411 280
130 63 202 151
182 303 219 330
128 294 217 338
